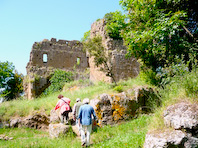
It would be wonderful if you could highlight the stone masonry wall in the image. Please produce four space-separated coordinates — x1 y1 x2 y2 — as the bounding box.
25 38 89 99
27 38 88 72
89 19 139 82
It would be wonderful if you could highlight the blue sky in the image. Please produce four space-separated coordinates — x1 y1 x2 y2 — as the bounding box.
0 0 122 75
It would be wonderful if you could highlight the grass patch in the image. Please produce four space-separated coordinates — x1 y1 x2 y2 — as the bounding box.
91 115 151 148
0 81 113 121
0 115 150 148
0 127 81 148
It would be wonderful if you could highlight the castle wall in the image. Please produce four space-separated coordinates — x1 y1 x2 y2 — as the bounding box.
25 38 89 99
89 19 139 83
27 38 88 72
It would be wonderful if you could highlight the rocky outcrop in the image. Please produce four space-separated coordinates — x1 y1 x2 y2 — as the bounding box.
49 110 74 125
50 109 60 123
144 102 198 148
90 86 160 126
0 134 13 141
9 113 50 130
164 102 198 133
49 123 71 138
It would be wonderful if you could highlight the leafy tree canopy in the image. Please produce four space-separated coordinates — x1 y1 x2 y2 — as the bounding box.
119 0 198 71
104 11 126 40
0 61 23 100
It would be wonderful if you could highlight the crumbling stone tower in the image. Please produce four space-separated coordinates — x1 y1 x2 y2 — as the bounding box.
89 19 139 82
24 38 89 99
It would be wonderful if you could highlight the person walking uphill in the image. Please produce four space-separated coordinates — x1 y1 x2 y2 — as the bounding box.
78 98 97 147
73 98 83 130
54 94 71 124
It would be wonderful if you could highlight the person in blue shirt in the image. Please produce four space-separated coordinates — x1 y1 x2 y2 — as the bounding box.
78 98 97 147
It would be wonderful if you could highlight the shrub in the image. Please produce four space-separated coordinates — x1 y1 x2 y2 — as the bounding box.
113 85 123 93
43 69 74 95
183 70 198 96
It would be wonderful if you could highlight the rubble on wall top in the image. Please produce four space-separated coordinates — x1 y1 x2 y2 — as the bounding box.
32 38 83 50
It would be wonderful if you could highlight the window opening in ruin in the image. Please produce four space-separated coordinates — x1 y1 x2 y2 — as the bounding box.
43 54 48 63
87 57 89 67
77 57 80 65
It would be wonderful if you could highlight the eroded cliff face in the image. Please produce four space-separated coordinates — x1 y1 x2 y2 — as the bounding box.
89 19 139 83
24 38 89 99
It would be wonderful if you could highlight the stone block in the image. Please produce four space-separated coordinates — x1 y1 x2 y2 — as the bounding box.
49 123 71 138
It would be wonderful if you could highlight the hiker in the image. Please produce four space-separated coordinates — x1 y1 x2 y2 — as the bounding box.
73 98 83 131
54 94 71 124
78 98 97 147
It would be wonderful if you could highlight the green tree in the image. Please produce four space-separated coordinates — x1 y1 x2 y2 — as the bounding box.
43 69 74 95
104 11 126 40
0 61 23 100
83 36 117 85
119 0 198 71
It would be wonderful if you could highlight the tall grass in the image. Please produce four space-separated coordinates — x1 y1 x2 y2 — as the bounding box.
148 68 198 131
0 80 113 121
91 115 151 148
0 76 153 122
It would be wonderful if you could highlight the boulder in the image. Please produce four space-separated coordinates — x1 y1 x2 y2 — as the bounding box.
132 86 160 113
49 123 71 138
144 102 198 148
164 102 198 134
10 118 21 128
50 109 60 123
20 113 50 130
144 130 186 148
0 134 13 140
72 125 80 136
50 109 74 125
92 87 160 126
144 129 198 148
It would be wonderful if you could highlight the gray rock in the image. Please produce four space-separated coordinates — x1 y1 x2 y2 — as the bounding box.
184 136 198 148
50 109 60 123
164 102 198 132
10 118 21 128
20 113 49 130
92 87 160 127
0 134 13 140
144 130 186 148
71 125 80 136
49 123 71 138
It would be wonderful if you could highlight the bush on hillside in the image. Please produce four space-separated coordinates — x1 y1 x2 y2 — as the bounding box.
43 69 74 95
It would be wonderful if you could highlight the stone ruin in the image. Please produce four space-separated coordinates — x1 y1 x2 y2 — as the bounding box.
24 38 89 99
89 19 139 82
24 19 139 99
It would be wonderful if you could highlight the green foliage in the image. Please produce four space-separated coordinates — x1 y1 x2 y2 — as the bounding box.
0 61 23 100
104 11 126 40
183 69 198 97
44 69 74 95
92 115 151 148
83 36 117 85
119 0 198 73
113 85 123 93
81 30 90 42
